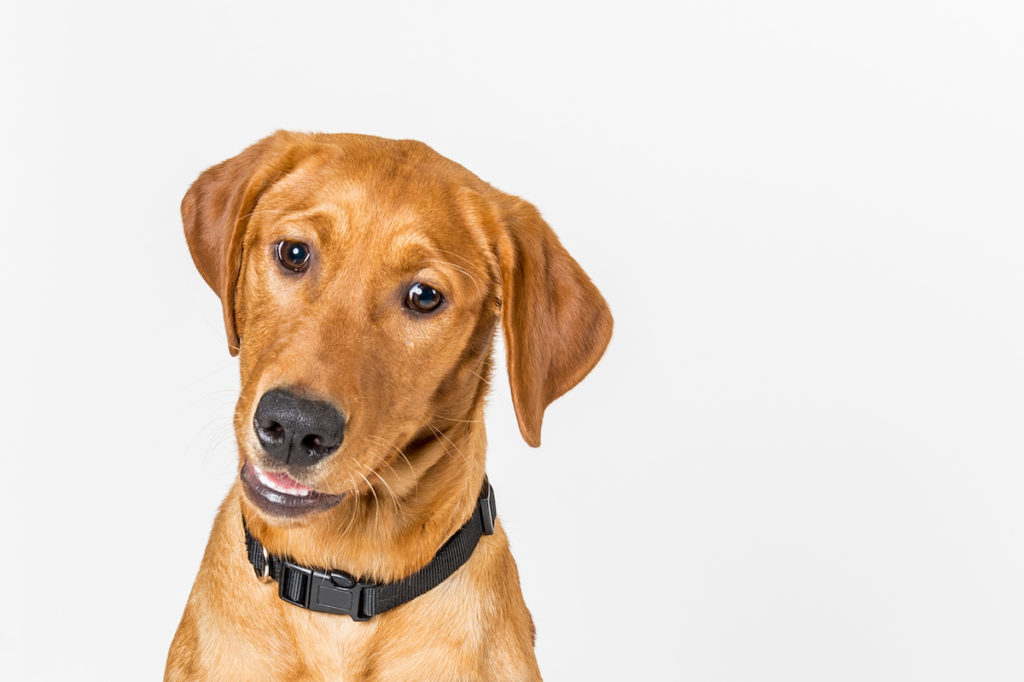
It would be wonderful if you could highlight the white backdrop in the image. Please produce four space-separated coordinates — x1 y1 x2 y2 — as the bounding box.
2 1 1023 680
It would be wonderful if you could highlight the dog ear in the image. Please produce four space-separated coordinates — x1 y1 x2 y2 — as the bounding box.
181 131 301 356
496 198 613 447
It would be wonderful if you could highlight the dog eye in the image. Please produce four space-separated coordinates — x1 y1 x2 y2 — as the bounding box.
276 240 311 273
406 283 444 313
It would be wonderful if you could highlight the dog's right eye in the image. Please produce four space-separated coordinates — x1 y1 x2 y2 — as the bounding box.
276 241 311 273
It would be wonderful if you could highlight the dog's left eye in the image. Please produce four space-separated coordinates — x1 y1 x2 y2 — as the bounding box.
276 240 311 273
406 283 444 313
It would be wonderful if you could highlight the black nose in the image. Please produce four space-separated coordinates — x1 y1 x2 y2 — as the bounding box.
253 389 346 467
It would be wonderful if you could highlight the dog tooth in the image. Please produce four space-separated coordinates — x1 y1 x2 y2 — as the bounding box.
256 469 273 487
252 462 315 497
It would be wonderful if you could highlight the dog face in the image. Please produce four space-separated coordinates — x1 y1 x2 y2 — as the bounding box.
232 143 500 518
183 132 612 526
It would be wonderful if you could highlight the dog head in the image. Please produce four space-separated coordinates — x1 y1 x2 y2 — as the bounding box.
183 131 612 525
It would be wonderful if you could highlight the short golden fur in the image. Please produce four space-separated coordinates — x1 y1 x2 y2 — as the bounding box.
166 132 613 681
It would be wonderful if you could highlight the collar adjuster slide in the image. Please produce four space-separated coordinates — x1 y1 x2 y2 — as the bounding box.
478 483 496 535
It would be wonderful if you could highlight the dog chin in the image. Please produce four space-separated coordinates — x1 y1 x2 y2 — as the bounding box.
239 459 345 520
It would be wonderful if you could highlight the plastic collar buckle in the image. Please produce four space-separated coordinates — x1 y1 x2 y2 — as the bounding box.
278 560 370 621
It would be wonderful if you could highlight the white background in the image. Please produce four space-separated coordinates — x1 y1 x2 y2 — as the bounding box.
2 1 1023 680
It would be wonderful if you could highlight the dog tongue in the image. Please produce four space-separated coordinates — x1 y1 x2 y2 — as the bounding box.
262 468 314 494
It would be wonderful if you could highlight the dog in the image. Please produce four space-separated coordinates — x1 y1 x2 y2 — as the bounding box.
166 131 613 681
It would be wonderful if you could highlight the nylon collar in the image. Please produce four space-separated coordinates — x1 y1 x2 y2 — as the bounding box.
242 478 496 621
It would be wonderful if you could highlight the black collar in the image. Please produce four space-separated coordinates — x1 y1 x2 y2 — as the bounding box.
243 478 496 621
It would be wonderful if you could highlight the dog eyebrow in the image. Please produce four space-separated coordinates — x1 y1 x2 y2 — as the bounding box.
285 209 339 235
391 234 478 274
384 232 438 265
246 206 340 236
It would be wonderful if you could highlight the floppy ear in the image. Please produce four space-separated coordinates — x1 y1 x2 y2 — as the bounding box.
496 198 613 447
181 131 302 355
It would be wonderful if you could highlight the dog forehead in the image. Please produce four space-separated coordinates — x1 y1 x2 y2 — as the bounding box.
255 144 495 257
279 135 477 200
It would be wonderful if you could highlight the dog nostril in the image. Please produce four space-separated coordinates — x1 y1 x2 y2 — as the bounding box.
255 418 285 442
301 434 323 450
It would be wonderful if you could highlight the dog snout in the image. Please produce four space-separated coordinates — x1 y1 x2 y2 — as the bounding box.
253 389 346 467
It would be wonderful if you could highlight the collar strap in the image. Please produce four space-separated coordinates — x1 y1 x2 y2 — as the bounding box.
243 478 496 621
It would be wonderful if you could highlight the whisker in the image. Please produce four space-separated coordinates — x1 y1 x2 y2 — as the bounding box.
371 469 405 517
367 435 415 473
419 257 484 296
179 362 238 390
431 414 484 424
427 422 472 470
238 206 292 221
355 468 379 508
338 476 360 538
433 247 478 270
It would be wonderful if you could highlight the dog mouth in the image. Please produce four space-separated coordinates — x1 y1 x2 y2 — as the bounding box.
240 460 344 518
